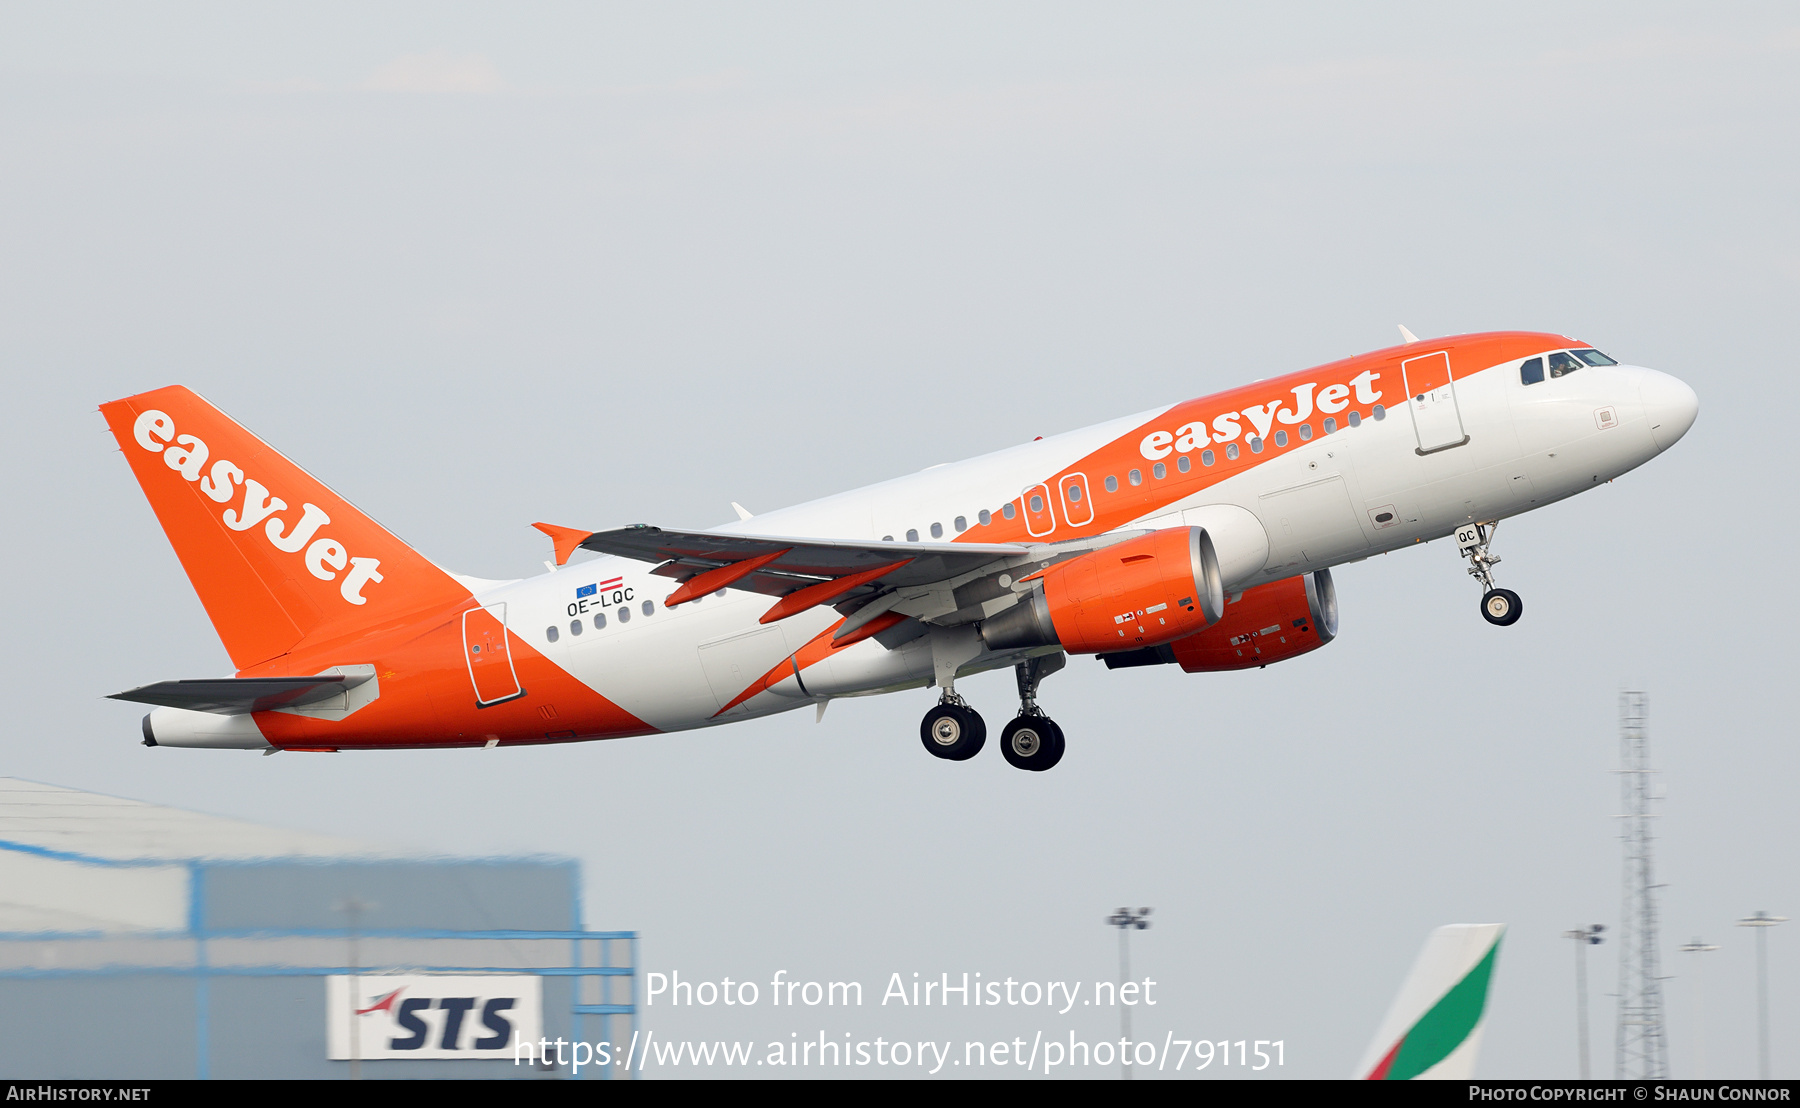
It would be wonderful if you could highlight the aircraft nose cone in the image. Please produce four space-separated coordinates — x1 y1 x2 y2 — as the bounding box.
1639 370 1698 450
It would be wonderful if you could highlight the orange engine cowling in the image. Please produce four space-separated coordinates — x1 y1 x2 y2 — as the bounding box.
979 527 1225 654
1100 569 1337 672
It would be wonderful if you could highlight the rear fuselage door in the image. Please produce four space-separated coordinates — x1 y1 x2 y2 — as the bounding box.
462 603 525 707
1401 351 1469 454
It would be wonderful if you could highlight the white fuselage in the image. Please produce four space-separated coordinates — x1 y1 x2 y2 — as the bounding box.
468 349 1694 733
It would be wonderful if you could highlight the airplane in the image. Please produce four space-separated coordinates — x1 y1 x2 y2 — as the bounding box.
102 328 1698 770
1358 923 1505 1080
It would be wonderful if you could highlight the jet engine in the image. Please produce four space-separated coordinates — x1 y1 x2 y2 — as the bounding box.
1100 569 1337 672
979 527 1224 654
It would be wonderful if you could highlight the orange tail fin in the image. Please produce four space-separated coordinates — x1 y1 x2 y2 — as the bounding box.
101 386 470 670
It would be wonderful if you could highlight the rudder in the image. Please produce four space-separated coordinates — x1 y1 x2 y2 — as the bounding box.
102 386 469 670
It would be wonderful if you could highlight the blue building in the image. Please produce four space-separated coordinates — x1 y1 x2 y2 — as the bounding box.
0 778 636 1079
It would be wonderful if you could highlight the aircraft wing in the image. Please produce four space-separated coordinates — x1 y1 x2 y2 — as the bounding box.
578 525 1028 594
545 522 1146 632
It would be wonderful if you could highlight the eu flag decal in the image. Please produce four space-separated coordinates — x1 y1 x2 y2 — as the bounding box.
576 584 597 599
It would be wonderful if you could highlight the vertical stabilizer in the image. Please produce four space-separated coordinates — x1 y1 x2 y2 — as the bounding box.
1356 923 1505 1080
101 386 469 671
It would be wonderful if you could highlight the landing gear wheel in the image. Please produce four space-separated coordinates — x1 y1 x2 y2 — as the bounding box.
920 702 986 761
1481 588 1523 626
1000 716 1065 772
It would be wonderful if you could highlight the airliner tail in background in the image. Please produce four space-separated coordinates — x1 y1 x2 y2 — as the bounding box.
1358 923 1505 1080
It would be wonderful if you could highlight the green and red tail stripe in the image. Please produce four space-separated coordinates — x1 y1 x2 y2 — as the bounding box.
1359 924 1505 1081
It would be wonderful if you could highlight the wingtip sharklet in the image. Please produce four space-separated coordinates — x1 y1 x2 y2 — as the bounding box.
532 522 596 566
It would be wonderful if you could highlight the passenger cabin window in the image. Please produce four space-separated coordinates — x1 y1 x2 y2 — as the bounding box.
1002 503 1016 520
1372 405 1386 421
545 625 559 643
1347 411 1361 427
1104 475 1118 492
1152 462 1166 478
617 605 631 623
1248 436 1264 453
1273 430 1288 447
1548 351 1581 378
1176 455 1190 473
1128 469 1142 486
1298 424 1313 441
1201 449 1215 466
1573 348 1618 366
978 510 991 526
570 620 583 636
1520 357 1545 385
1225 444 1239 460
593 612 606 629
930 522 943 538
1323 417 1337 433
642 600 655 616
954 516 967 532
906 528 919 542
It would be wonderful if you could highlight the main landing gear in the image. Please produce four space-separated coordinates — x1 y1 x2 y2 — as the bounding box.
918 654 1066 771
920 695 986 761
1457 521 1523 627
1002 654 1065 772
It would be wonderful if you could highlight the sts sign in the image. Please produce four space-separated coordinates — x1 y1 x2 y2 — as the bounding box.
327 975 543 1061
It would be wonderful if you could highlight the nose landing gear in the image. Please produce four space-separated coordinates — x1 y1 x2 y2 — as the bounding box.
1481 588 1522 625
1457 521 1523 626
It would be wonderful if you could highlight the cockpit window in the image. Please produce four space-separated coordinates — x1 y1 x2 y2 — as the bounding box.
1520 357 1545 385
1547 351 1581 378
1572 348 1617 366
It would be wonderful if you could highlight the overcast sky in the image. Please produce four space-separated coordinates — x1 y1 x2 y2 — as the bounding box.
2 1 1796 1079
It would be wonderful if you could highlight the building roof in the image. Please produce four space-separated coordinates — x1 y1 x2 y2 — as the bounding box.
0 777 380 864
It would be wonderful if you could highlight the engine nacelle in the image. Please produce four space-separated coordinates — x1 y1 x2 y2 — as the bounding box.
1101 569 1338 672
980 527 1224 654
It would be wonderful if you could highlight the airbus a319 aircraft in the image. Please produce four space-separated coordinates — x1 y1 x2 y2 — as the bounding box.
104 329 1697 771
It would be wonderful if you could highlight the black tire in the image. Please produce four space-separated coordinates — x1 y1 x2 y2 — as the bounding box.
1481 588 1523 626
1041 720 1065 770
1001 715 1065 772
920 703 986 761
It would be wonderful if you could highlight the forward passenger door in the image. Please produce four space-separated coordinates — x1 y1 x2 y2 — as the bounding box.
1401 351 1469 454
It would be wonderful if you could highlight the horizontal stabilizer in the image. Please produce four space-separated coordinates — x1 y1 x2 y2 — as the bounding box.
109 675 361 715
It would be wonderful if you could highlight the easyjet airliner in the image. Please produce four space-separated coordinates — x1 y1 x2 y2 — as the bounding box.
103 329 1697 770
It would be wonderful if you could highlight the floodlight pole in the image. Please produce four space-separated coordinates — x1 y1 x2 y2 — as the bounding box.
1106 907 1151 1080
1563 925 1605 1078
1678 938 1718 1078
1737 912 1787 1079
